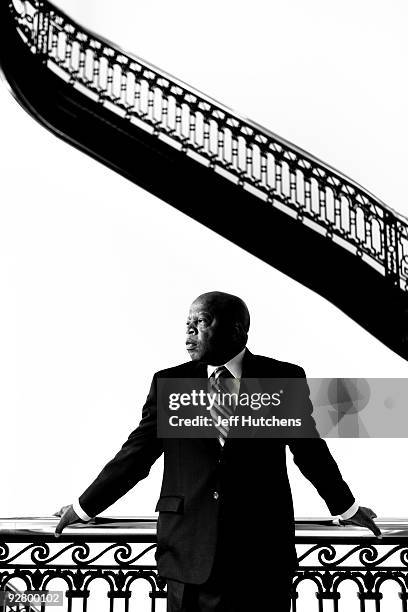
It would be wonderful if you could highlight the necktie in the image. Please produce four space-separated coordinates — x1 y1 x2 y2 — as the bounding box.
208 366 237 444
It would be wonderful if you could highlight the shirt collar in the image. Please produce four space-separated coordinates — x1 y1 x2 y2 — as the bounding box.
207 347 246 379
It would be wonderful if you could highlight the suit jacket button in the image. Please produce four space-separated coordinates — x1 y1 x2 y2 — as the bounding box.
213 491 219 500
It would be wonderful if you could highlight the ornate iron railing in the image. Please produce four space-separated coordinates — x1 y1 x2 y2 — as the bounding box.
6 0 408 292
0 518 407 611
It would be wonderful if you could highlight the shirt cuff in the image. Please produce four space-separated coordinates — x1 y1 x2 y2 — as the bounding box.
339 501 359 520
72 499 93 522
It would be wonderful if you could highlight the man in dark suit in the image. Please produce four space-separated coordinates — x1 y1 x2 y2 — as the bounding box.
55 291 381 611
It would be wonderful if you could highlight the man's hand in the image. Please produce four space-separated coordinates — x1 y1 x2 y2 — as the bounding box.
339 506 382 538
53 504 81 538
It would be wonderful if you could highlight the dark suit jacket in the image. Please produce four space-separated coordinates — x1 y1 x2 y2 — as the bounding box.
79 349 355 584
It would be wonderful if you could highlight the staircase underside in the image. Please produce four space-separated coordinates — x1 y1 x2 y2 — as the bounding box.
1 2 408 361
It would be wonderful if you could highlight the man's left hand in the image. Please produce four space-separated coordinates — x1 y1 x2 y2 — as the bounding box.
339 506 382 538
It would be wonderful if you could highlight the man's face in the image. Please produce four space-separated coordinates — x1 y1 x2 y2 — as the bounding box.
185 297 233 364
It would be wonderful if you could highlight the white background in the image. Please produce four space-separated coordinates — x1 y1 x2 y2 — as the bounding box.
0 0 407 523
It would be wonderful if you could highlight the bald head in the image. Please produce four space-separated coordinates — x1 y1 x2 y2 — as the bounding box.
193 292 250 332
185 291 250 364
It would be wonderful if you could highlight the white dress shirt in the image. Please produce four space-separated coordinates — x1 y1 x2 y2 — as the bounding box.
73 347 358 522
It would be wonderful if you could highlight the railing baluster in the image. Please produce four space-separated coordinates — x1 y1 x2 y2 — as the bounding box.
291 589 298 612
399 592 408 612
289 165 297 209
384 211 400 286
275 157 283 200
334 194 342 232
260 151 268 189
174 99 182 140
231 131 239 172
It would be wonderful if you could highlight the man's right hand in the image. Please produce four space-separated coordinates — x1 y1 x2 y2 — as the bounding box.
53 504 81 538
339 506 382 538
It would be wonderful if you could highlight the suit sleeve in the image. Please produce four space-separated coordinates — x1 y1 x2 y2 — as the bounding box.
287 367 356 516
78 373 163 518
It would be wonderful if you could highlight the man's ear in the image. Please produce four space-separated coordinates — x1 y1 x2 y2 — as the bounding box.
232 321 240 336
233 321 247 344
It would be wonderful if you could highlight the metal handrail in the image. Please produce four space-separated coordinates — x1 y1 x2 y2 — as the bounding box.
0 516 407 540
6 0 408 290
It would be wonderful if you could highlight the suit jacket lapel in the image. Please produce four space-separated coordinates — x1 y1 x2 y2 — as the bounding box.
238 348 263 410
